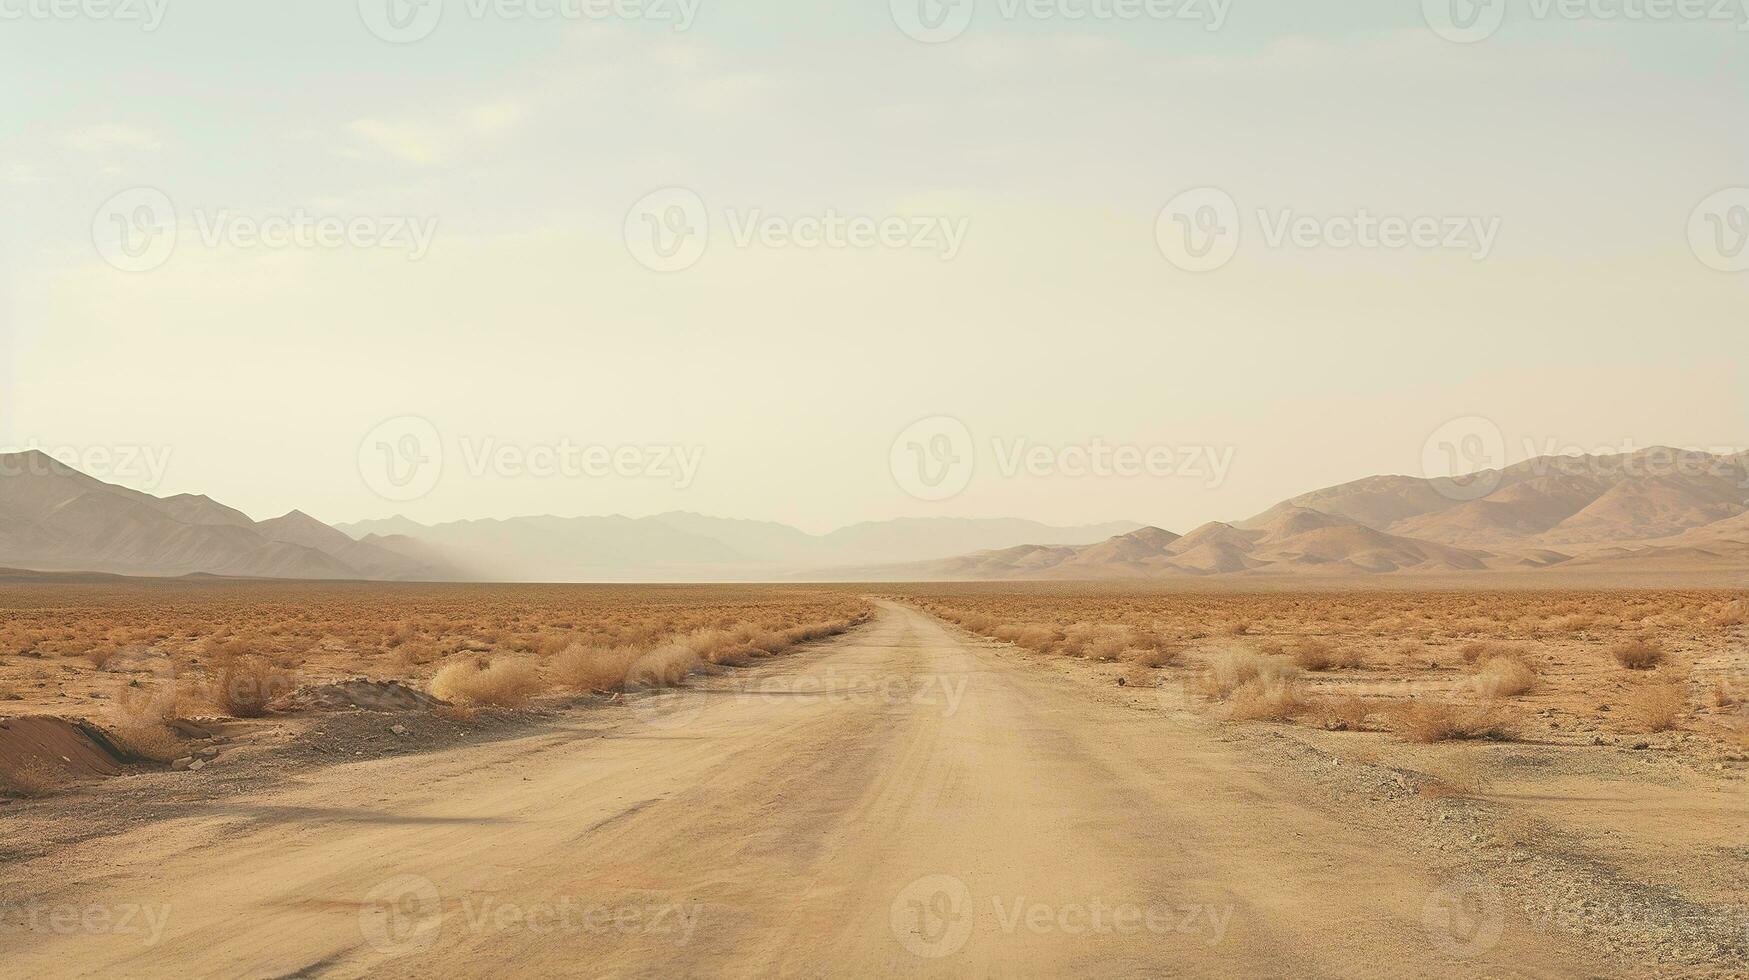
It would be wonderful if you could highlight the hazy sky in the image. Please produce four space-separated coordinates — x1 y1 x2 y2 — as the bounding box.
3 0 1745 533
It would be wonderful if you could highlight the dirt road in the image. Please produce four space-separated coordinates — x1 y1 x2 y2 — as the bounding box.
4 604 1621 977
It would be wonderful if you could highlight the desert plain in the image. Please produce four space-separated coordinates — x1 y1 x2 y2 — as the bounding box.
0 576 1744 977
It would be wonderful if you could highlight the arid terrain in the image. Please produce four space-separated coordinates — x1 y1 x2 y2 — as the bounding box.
1 580 1744 977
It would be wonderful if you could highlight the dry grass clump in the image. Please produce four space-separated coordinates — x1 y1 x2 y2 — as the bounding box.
1420 753 1493 798
551 643 642 692
0 760 64 798
1389 700 1517 743
1289 638 1363 671
105 685 184 763
1459 641 1516 665
1202 649 1300 699
625 645 700 690
1227 677 1311 722
1471 656 1538 699
430 656 547 707
1623 682 1686 732
1611 639 1667 670
1312 695 1379 732
209 654 293 718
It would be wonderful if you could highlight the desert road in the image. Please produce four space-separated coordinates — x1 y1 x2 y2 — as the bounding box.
5 604 1609 978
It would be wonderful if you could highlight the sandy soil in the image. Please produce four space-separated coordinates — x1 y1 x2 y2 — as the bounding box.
1 604 1742 977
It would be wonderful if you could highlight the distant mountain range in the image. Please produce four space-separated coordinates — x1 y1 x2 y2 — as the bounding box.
0 451 456 581
0 450 1135 581
877 448 1749 579
3 447 1746 582
328 513 1143 581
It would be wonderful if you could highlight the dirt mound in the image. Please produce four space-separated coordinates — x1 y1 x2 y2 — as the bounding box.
276 679 447 713
0 716 130 788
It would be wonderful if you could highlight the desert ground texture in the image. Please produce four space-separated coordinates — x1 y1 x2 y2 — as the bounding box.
1 581 1745 977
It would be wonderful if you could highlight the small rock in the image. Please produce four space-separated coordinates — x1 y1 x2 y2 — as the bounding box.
197 747 220 759
1631 742 1649 751
171 757 194 771
188 759 207 771
392 724 409 736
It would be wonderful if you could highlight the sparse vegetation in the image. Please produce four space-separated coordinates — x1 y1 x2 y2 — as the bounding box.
430 656 548 707
1471 656 1538 699
1389 701 1517 743
1611 639 1667 671
1624 682 1687 732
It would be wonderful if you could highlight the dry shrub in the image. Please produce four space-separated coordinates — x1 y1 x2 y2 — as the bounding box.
1087 634 1129 662
86 644 120 670
1203 649 1299 699
551 644 641 693
433 703 479 724
430 656 547 707
1126 645 1180 669
1314 695 1378 732
625 645 699 690
1471 657 1537 699
1623 683 1686 732
1389 701 1517 743
1228 677 1311 722
392 641 440 671
210 654 293 718
105 685 183 763
1421 753 1493 798
1290 638 1363 671
0 760 64 798
1459 641 1515 665
1611 639 1666 670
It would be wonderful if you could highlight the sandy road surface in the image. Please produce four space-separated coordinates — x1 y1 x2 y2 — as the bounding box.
4 604 1616 978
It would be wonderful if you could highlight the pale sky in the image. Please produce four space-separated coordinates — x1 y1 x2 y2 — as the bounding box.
3 0 1746 534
